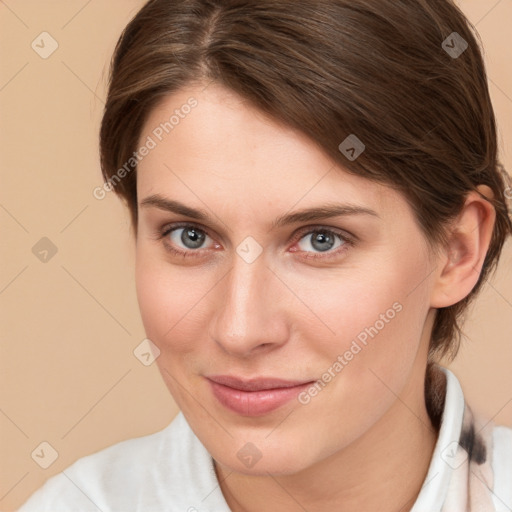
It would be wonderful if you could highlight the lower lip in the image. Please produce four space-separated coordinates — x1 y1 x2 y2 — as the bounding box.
207 379 313 416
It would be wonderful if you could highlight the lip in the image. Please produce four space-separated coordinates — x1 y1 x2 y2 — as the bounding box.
206 375 315 416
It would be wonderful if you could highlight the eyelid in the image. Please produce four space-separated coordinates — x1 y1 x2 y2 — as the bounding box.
290 224 357 245
160 221 213 239
159 218 357 236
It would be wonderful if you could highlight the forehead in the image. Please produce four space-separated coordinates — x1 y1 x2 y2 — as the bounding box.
136 84 398 216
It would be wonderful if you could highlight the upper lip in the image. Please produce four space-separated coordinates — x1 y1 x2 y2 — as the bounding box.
206 375 314 392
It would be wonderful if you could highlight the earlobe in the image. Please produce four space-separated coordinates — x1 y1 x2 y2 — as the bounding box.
430 186 496 308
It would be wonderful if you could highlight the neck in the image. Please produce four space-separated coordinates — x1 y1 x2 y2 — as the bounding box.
215 358 438 512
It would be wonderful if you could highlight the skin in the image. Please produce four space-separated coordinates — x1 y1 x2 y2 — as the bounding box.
134 82 496 512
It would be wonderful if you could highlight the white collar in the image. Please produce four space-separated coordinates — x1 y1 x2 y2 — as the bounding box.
410 367 466 511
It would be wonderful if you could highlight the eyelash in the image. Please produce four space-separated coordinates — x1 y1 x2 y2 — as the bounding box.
157 222 355 261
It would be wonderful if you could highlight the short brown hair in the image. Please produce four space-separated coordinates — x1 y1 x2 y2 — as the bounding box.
99 0 512 362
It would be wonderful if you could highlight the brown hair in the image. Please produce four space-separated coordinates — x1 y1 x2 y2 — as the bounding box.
99 0 512 363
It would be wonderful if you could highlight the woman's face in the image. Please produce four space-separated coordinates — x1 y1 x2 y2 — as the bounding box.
135 83 438 475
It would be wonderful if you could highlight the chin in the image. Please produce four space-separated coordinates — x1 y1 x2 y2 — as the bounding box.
210 433 319 477
219 454 308 477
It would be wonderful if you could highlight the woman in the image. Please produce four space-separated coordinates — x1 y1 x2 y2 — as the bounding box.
19 0 512 510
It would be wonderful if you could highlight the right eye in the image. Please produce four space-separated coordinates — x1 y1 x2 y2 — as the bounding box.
159 223 219 258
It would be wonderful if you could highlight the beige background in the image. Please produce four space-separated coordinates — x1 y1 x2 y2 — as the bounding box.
0 1 511 510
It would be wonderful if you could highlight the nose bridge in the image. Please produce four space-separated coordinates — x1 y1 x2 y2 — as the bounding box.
209 251 286 355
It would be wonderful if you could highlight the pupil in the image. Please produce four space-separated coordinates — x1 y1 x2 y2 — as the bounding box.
312 232 333 252
182 228 205 249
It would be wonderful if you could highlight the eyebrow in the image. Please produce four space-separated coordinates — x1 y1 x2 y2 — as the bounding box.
139 194 379 230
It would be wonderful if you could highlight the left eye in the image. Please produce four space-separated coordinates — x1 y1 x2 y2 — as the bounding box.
295 229 346 254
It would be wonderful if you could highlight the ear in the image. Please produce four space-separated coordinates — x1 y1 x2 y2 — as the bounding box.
430 185 496 308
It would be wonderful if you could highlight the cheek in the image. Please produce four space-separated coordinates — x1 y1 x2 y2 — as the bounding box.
136 251 171 341
300 255 429 360
297 245 432 413
134 245 213 354
285 253 432 455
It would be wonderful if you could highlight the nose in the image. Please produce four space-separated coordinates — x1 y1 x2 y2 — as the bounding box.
208 251 290 357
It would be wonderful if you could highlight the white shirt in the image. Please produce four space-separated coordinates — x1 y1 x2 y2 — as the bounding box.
18 367 512 512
